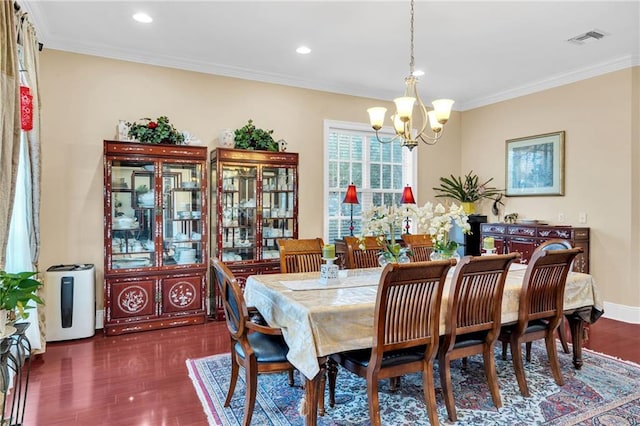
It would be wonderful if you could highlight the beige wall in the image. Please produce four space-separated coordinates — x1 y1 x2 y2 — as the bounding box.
38 50 460 310
38 50 639 319
461 68 640 317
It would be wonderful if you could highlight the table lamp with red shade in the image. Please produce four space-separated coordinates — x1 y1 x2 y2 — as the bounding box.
400 185 416 233
343 183 359 236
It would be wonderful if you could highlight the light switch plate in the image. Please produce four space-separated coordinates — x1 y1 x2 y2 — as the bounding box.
578 212 587 224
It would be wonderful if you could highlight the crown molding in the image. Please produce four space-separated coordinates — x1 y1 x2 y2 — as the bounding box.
458 54 639 111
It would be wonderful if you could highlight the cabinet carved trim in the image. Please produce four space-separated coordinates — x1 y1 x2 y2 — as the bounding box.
481 223 590 273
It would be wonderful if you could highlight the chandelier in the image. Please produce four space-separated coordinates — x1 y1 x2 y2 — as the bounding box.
367 0 454 151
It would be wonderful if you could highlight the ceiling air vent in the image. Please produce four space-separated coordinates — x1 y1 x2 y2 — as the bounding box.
567 29 608 45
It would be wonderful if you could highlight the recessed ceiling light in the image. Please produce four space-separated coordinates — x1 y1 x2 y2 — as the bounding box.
133 12 153 24
412 70 425 77
296 46 311 55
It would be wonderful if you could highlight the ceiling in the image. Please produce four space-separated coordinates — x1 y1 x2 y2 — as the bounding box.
21 1 640 111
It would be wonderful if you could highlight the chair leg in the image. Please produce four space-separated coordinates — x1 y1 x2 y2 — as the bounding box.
510 338 530 397
242 359 258 426
288 369 295 387
525 342 532 362
558 316 570 354
483 345 503 409
501 340 508 360
389 376 401 391
327 358 338 408
366 372 382 426
422 360 440 426
545 332 564 386
224 354 239 407
439 352 457 422
318 365 326 416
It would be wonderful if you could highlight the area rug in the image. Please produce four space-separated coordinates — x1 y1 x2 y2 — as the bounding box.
186 343 640 425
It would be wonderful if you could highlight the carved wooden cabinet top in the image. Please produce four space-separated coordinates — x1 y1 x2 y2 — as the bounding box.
482 223 589 240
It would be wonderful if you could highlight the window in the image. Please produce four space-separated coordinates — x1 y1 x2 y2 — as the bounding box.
323 120 416 243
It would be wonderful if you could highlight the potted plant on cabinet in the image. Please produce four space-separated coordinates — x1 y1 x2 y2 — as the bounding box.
433 171 502 214
0 270 44 336
233 119 279 152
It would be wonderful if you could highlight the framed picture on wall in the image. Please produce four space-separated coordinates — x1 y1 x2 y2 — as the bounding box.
505 131 565 196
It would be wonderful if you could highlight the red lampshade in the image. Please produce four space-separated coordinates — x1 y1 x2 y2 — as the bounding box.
342 184 359 204
400 185 416 204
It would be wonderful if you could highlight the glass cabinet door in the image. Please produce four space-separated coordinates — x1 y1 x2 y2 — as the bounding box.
109 161 156 270
261 166 295 260
162 162 204 266
220 165 257 262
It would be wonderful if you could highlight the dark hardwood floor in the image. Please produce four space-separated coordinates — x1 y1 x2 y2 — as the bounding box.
24 317 639 425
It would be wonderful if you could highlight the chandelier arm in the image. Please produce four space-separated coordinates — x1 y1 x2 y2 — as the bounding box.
373 129 403 145
413 88 430 139
416 127 445 145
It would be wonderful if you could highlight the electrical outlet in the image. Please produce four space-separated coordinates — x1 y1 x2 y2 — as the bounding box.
578 212 587 224
558 212 565 223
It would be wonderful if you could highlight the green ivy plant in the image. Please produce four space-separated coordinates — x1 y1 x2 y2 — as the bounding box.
126 116 185 145
233 119 279 151
0 271 44 320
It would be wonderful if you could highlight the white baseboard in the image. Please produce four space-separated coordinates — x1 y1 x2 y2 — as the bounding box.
602 301 640 324
96 309 104 329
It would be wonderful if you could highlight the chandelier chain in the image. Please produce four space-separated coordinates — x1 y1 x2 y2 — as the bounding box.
409 0 415 73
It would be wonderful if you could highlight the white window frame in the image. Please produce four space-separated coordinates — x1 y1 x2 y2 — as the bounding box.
323 119 417 243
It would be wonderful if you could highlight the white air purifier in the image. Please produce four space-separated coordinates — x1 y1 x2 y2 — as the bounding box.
44 264 96 341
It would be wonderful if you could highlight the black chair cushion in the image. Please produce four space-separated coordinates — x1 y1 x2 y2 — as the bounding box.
451 331 489 349
337 346 426 368
501 319 550 337
234 332 289 363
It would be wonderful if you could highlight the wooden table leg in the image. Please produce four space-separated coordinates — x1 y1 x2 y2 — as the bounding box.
302 360 326 426
566 314 585 369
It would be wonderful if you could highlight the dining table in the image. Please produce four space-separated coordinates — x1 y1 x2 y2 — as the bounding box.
243 262 602 426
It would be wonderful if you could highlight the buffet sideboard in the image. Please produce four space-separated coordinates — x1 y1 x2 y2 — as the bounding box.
480 223 590 273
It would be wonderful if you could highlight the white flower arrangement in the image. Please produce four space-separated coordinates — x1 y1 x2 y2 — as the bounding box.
359 205 408 261
359 202 470 259
414 202 470 253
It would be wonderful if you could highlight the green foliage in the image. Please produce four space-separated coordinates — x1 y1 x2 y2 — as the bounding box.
126 116 185 145
233 119 279 152
433 171 502 202
0 271 44 320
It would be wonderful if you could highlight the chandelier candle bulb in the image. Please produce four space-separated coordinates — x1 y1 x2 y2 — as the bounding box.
322 244 336 259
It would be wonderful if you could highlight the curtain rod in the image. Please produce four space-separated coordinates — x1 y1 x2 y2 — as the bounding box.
14 1 44 51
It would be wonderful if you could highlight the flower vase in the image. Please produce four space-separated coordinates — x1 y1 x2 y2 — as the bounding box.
378 249 411 267
431 248 461 261
461 202 476 215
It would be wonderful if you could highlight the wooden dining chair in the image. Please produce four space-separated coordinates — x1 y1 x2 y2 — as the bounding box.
327 259 456 426
343 236 381 269
498 247 582 397
438 253 520 422
533 238 574 353
211 258 295 426
401 233 434 262
277 237 325 273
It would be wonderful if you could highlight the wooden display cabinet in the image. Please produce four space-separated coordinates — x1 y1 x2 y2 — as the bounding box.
480 223 590 273
103 140 208 335
210 148 298 319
